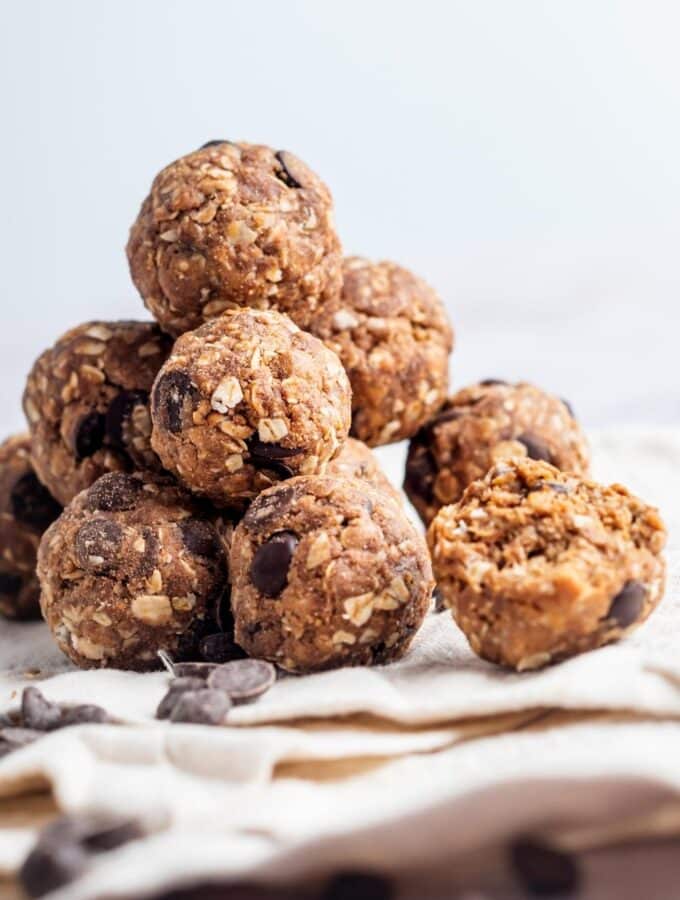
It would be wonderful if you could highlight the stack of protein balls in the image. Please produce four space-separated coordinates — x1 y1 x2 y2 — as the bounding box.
0 140 667 677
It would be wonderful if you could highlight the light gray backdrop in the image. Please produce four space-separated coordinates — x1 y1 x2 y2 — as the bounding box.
2 0 679 437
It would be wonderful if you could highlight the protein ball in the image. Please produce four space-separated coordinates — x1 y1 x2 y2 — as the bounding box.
230 475 433 673
126 141 342 337
308 257 453 446
150 308 351 507
23 321 172 506
0 435 61 619
37 472 228 671
326 437 402 506
405 380 590 525
428 458 667 671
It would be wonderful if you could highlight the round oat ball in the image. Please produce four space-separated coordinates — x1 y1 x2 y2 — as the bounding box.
150 308 351 507
23 321 172 506
428 458 667 672
126 141 342 337
308 257 453 446
230 475 434 673
37 472 228 671
0 434 61 620
405 380 590 525
326 437 402 505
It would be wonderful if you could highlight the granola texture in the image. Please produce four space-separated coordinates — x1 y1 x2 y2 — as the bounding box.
37 472 229 671
326 437 402 505
230 475 433 673
428 458 667 671
308 257 453 446
405 380 590 525
127 141 342 337
0 434 61 619
23 321 172 506
150 308 351 507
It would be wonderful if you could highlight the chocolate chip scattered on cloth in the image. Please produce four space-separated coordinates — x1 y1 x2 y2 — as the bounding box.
0 428 679 899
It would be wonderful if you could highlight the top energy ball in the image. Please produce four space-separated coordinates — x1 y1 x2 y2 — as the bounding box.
126 141 342 336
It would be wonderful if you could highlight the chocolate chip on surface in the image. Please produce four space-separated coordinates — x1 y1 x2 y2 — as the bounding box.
152 370 197 434
207 659 276 703
479 378 508 387
180 519 221 559
71 411 106 460
80 817 144 852
200 140 231 148
75 519 123 570
156 677 206 719
607 580 647 628
561 397 575 418
0 726 43 750
105 389 148 450
59 704 113 727
169 689 231 725
199 632 247 664
250 531 298 596
509 837 581 897
243 485 296 530
322 871 394 900
85 472 143 512
172 661 220 680
21 687 63 731
516 433 554 463
10 472 61 531
274 150 304 189
19 831 87 898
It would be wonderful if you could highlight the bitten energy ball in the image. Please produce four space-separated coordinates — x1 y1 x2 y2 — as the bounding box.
230 475 433 673
326 437 402 505
405 380 590 525
309 257 453 446
150 308 351 507
24 321 172 506
37 472 228 671
127 141 342 337
0 435 61 619
428 458 666 671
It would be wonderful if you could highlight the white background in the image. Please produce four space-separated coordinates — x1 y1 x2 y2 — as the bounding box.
2 0 679 436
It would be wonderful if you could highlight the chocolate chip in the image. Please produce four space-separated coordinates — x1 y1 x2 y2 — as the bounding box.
250 531 298 596
432 586 446 613
200 140 232 148
561 397 575 418
322 872 394 900
480 378 508 387
169 689 231 725
516 433 554 464
153 370 198 434
274 150 303 189
243 485 296 530
71 411 106 460
75 519 123 570
246 436 303 480
156 677 206 719
607 580 646 628
21 687 63 731
0 571 23 596
529 480 570 495
10 472 61 532
59 704 113 727
207 659 276 703
403 444 437 505
105 389 148 450
509 838 580 897
172 662 220 679
180 519 221 559
19 828 87 898
80 817 144 852
0 726 43 749
85 473 143 512
199 632 247 664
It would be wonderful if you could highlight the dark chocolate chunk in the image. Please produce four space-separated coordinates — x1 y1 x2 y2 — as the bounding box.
105 389 148 450
169 689 231 725
479 378 508 387
432 586 446 613
516 433 554 464
19 830 87 898
0 571 23 596
561 397 575 418
250 531 298 596
21 687 63 731
274 150 303 189
322 871 394 900
71 411 106 460
85 472 143 512
59 704 114 727
75 519 123 570
606 580 646 628
243 485 296 530
199 632 247 664
403 444 437 505
180 519 221 559
80 817 144 852
207 659 276 703
0 726 43 749
509 838 580 897
157 677 206 719
10 472 61 532
529 480 570 495
247 436 304 470
200 140 232 149
153 370 198 434
172 661 220 680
